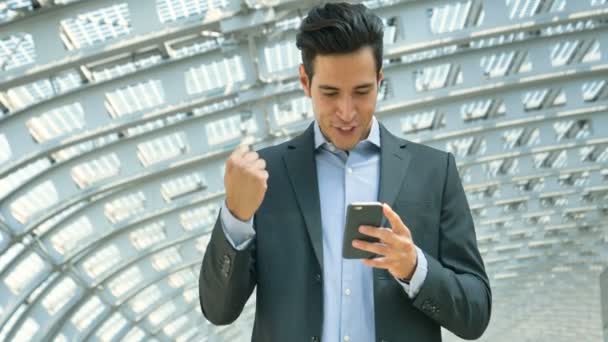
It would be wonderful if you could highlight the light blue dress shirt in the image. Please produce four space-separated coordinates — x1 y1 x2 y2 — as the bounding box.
220 117 428 342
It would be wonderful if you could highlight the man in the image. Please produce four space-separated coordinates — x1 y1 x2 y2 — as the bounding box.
199 3 491 341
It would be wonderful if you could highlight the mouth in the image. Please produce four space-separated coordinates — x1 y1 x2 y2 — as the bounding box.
333 126 357 138
334 126 356 133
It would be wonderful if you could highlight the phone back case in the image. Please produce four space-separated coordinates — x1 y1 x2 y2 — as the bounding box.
342 203 384 259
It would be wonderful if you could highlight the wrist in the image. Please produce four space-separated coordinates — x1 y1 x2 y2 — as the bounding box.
398 277 410 284
225 199 252 221
399 253 418 283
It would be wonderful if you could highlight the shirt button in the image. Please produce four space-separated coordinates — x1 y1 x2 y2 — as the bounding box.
344 335 350 342
344 288 351 296
346 167 352 173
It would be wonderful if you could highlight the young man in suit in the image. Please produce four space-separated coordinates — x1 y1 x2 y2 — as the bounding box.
199 3 491 341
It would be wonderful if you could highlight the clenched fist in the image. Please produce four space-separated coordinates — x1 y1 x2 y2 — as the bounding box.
224 144 269 221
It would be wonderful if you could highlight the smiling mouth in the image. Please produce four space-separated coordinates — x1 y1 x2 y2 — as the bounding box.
335 126 356 132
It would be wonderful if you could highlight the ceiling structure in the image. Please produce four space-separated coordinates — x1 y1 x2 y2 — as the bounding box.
0 0 607 341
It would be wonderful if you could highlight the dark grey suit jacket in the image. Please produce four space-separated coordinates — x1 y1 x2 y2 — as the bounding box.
199 122 491 341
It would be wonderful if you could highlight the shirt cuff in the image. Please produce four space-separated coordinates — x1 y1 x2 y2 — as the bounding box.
220 201 255 250
396 246 428 299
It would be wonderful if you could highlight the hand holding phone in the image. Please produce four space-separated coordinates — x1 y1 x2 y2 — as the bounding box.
342 202 385 259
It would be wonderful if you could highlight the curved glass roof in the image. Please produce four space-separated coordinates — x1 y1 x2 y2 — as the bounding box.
0 0 607 341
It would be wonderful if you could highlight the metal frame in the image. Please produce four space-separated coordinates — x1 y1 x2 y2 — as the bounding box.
0 0 607 341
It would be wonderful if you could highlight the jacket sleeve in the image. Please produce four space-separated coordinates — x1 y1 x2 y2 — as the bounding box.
199 213 257 325
411 152 492 340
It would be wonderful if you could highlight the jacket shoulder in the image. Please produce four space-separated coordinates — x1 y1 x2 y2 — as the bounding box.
381 122 448 162
405 139 448 160
256 138 291 162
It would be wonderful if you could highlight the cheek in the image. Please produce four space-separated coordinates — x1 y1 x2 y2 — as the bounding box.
313 99 335 118
359 95 377 108
354 98 376 117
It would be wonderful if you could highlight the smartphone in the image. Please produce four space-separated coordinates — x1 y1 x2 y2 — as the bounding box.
342 202 385 259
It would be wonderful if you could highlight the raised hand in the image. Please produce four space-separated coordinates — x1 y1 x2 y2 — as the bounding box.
224 144 269 221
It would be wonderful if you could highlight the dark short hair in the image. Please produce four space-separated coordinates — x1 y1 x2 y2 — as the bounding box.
295 2 384 83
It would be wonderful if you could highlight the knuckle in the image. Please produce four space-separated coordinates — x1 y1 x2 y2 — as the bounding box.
232 155 244 166
247 151 259 160
379 229 391 239
256 172 269 183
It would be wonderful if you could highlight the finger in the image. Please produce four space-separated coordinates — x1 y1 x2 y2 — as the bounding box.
233 144 250 159
242 151 260 164
239 135 256 148
255 169 269 181
358 226 396 245
250 158 266 170
227 144 250 167
226 151 242 173
382 203 410 237
362 257 391 269
352 240 390 256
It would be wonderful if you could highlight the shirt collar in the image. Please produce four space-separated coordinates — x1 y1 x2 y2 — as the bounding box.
313 116 381 151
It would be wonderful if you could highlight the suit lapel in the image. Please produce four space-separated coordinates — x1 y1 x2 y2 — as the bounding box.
378 123 412 214
283 124 324 270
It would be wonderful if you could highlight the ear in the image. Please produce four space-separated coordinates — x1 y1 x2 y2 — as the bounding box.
377 68 384 87
299 64 311 97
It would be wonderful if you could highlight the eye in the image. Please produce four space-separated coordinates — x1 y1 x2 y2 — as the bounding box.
355 91 370 96
323 93 338 97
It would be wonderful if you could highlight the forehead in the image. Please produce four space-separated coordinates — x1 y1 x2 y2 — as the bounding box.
311 47 377 86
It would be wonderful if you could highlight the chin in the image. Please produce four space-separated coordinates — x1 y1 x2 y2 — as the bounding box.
334 141 357 151
323 127 361 150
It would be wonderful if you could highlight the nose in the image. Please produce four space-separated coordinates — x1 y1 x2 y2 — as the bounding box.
336 95 356 122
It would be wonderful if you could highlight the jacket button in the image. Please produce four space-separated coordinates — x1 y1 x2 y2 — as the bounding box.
311 336 319 342
315 274 321 282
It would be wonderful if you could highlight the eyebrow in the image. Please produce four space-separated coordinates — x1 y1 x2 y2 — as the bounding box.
318 83 375 91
